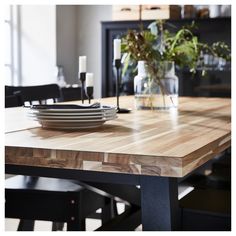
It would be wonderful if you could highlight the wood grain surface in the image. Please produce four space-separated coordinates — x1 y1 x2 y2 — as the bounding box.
5 96 231 177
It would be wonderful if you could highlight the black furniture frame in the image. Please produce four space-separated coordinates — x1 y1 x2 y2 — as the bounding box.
5 84 61 105
6 164 178 230
5 176 113 231
4 84 116 231
6 148 231 231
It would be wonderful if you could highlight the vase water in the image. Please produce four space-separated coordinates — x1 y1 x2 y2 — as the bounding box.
134 61 178 110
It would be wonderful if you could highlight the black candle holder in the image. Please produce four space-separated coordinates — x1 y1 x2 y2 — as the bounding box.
80 72 86 104
86 86 93 104
114 59 131 113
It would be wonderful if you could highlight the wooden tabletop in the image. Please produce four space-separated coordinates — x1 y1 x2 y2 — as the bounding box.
5 96 231 178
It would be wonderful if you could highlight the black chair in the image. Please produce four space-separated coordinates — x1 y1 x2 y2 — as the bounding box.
182 150 231 191
5 84 61 106
179 149 231 231
5 94 23 108
60 87 82 102
5 176 113 231
180 188 231 230
5 84 114 231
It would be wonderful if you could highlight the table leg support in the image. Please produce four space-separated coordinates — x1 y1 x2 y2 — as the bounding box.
140 176 180 231
17 220 35 231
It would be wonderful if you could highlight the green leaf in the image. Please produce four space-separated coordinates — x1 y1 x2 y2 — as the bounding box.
143 31 156 42
122 52 131 77
120 19 230 78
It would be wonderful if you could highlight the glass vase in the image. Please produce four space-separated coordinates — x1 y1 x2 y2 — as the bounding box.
134 61 179 110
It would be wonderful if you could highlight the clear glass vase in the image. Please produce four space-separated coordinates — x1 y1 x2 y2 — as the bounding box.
134 61 179 110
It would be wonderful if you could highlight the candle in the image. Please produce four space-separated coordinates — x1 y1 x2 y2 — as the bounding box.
86 73 94 87
113 39 121 60
79 56 86 73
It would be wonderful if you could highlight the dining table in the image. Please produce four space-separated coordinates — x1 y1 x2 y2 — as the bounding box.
5 96 231 231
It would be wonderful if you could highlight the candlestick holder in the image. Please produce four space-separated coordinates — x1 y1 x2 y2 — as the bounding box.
114 59 131 113
85 86 93 104
80 72 86 104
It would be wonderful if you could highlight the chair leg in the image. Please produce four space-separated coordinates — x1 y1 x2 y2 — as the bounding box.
66 193 86 231
125 204 130 211
52 222 64 231
17 219 35 231
67 219 85 231
101 198 113 224
112 198 118 216
101 198 118 223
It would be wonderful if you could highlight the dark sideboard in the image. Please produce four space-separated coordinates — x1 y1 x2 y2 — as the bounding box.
101 18 231 98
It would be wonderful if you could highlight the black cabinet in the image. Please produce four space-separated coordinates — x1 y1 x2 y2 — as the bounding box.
101 18 231 98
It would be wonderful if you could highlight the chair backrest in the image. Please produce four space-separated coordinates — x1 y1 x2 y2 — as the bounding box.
5 84 61 106
5 94 23 108
60 87 82 102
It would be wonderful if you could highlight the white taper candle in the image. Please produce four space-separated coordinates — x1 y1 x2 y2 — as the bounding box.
113 39 121 60
79 56 86 73
86 73 94 87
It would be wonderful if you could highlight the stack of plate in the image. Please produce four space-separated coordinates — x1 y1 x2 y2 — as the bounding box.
28 103 117 130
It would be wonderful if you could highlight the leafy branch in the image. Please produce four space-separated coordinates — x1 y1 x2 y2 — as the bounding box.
121 20 231 77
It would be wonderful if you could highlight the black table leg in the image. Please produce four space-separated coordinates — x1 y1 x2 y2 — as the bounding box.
52 222 64 231
17 219 35 231
140 176 180 231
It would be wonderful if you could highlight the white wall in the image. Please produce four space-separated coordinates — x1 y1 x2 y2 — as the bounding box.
20 5 56 86
56 6 77 85
19 5 112 98
77 5 112 98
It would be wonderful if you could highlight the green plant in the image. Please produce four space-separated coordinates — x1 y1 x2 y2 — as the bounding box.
121 20 231 79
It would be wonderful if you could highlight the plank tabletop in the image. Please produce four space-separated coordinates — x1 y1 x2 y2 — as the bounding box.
5 106 40 133
5 96 231 177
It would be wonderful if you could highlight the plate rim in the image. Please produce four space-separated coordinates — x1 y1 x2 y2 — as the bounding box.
35 116 117 122
30 105 117 113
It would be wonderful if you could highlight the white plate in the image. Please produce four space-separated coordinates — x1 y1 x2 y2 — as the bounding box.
29 109 117 116
32 115 117 121
29 104 117 130
31 105 117 113
29 114 104 119
41 124 104 130
30 111 104 116
34 115 117 123
29 110 117 117
40 120 106 127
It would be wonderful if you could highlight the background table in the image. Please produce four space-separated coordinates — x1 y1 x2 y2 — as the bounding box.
5 96 231 230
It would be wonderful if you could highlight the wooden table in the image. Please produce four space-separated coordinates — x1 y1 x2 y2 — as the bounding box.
5 96 231 230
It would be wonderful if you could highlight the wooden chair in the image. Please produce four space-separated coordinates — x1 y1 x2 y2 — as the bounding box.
5 84 114 231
